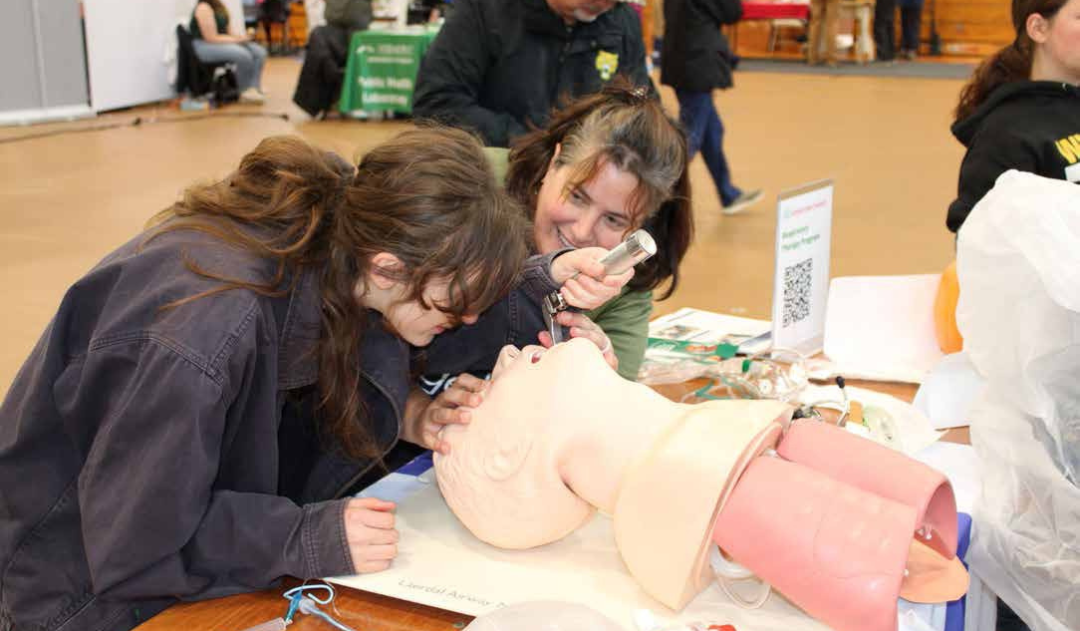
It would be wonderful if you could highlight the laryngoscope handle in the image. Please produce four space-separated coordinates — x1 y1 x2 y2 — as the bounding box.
568 229 657 281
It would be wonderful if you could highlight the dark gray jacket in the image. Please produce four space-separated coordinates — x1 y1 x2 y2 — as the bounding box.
0 227 559 631
660 0 742 92
412 0 653 147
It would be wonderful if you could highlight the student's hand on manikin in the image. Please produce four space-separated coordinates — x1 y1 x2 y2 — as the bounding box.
538 311 618 371
344 497 399 574
550 247 634 311
402 376 489 455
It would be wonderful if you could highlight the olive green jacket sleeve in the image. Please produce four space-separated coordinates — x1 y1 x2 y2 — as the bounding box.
588 288 653 381
484 146 511 184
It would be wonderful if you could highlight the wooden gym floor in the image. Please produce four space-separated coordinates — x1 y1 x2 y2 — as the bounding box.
0 57 965 396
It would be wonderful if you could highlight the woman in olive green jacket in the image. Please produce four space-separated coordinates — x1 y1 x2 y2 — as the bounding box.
501 82 693 380
413 84 692 441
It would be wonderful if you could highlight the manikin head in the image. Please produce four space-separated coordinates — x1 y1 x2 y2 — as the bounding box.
434 339 655 548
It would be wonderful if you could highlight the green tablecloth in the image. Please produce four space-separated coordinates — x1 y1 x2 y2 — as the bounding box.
339 25 440 115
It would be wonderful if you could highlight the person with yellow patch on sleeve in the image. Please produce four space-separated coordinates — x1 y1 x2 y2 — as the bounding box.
413 0 654 148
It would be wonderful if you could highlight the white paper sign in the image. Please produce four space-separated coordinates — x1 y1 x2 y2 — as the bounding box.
819 274 945 384
771 181 833 355
330 467 951 631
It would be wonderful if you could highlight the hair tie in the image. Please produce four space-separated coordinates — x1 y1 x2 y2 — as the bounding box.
321 150 355 214
325 171 352 214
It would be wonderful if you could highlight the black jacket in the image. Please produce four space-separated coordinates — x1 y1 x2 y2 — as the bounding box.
412 0 653 147
660 0 742 92
293 25 352 118
948 80 1080 233
0 226 559 631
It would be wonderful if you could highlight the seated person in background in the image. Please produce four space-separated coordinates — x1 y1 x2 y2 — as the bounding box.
191 0 268 104
434 339 968 631
946 0 1080 234
412 0 654 147
293 0 374 117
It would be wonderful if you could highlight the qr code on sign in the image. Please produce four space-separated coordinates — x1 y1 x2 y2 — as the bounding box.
781 258 813 327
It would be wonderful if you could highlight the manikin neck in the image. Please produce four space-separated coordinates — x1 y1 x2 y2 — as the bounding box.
558 380 695 514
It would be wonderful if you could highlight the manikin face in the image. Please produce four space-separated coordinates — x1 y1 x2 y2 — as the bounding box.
435 339 648 548
534 156 641 254
381 279 479 347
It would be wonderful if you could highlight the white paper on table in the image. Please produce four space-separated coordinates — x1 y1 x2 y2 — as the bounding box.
912 353 986 430
798 384 944 455
914 441 981 514
820 275 945 384
648 308 771 347
334 475 832 631
337 467 963 631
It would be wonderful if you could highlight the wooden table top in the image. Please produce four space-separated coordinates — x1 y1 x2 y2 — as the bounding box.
136 377 966 631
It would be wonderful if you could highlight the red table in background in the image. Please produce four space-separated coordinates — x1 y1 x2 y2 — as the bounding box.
730 2 811 54
742 1 811 19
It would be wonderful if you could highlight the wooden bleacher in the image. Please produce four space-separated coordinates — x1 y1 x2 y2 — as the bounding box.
933 0 1013 56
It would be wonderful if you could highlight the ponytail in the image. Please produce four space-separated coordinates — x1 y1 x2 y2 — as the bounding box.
954 41 1032 122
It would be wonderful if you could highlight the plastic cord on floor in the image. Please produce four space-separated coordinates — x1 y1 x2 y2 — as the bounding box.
0 111 290 145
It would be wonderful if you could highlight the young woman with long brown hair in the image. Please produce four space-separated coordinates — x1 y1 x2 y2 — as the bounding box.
947 0 1080 233
0 127 629 631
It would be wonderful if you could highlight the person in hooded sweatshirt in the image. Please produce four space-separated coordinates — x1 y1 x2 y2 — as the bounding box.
947 0 1080 234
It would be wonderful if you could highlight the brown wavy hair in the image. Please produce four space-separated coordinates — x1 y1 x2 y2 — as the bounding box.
146 128 529 459
505 79 693 300
955 0 1069 122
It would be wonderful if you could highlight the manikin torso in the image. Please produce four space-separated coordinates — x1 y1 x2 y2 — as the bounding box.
433 338 969 631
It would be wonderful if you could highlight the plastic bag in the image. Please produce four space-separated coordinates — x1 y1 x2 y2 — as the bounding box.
955 170 1080 631
640 349 809 403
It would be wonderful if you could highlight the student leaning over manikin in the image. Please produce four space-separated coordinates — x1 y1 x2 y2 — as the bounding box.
0 128 631 631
